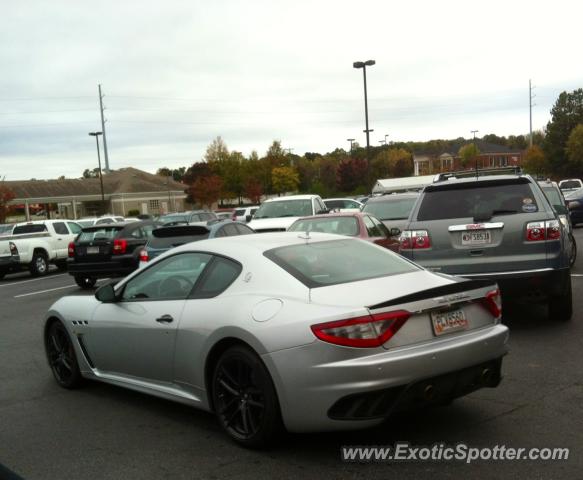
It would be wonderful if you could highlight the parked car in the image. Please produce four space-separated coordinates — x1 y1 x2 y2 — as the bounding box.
362 192 420 234
538 179 577 267
0 224 14 236
288 212 400 252
565 188 583 227
44 232 508 447
322 198 363 212
232 205 259 223
0 220 82 278
0 241 20 279
158 210 218 226
247 195 328 232
214 210 234 221
67 220 159 288
139 220 255 267
77 216 126 227
400 170 572 320
558 178 583 194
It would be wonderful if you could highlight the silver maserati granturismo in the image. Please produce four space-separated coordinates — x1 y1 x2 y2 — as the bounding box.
44 232 509 447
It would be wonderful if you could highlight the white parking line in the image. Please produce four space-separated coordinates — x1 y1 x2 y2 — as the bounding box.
572 274 583 277
14 284 77 298
0 273 67 287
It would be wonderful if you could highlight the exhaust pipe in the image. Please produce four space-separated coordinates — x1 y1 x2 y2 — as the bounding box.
481 368 493 385
424 384 435 400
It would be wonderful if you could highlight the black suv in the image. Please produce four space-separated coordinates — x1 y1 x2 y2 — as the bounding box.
400 169 572 320
67 221 158 288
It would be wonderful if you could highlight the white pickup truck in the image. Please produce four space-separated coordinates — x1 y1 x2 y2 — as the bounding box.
0 220 82 278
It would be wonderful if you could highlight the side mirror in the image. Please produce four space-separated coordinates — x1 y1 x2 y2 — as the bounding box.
95 283 117 303
246 215 252 222
390 227 401 237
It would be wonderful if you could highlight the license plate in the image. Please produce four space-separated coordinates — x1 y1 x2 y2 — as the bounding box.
461 230 491 245
431 309 468 336
86 246 100 254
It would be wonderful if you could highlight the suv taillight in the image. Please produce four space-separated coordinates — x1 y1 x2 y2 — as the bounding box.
139 249 149 263
9 242 18 256
526 220 561 241
400 230 431 250
310 310 410 348
68 242 75 258
113 239 127 254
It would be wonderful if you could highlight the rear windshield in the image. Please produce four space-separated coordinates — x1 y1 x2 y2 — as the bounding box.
417 181 540 221
149 234 209 249
541 187 563 209
13 224 48 234
264 239 418 288
560 180 582 190
159 214 188 225
363 197 417 220
78 226 123 242
254 199 312 219
288 216 359 236
234 209 246 216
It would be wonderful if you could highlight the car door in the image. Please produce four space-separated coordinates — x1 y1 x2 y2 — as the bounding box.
51 222 72 258
84 252 212 382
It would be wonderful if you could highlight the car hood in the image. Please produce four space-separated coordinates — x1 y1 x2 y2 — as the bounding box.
309 269 459 307
247 217 300 231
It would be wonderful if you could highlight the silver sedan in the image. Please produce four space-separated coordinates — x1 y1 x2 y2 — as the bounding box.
44 232 509 447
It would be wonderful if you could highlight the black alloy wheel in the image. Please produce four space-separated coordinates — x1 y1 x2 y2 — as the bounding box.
74 275 97 289
30 252 48 276
45 321 83 389
212 346 282 448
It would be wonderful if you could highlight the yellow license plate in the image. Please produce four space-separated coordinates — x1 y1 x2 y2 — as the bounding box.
431 309 468 336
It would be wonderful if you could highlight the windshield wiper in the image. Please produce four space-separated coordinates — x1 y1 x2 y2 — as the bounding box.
491 209 518 216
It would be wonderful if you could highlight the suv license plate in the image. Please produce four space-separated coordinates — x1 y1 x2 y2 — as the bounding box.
431 309 468 336
86 246 100 254
461 230 491 245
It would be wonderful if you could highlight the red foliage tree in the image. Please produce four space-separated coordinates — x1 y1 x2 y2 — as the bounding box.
336 158 368 193
0 182 15 223
189 175 223 209
244 179 263 204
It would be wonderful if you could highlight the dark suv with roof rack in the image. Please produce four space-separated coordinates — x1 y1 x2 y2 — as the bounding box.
399 167 572 320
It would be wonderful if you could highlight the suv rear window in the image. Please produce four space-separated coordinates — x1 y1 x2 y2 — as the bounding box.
363 196 417 220
13 224 48 234
560 180 582 189
78 226 124 242
264 239 418 288
417 180 539 221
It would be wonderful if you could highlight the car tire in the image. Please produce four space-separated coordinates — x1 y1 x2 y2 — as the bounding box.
212 345 283 448
74 275 97 289
45 320 83 389
548 277 573 321
0 268 5 280
30 251 49 277
569 233 577 268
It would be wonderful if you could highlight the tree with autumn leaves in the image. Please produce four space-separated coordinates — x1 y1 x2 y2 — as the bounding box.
0 178 16 223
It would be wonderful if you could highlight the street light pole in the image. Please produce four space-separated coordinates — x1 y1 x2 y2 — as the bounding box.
471 129 479 175
353 60 376 154
385 134 389 145
89 132 105 214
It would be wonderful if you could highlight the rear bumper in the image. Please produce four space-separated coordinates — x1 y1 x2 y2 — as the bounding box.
67 257 137 278
461 268 570 299
263 324 509 433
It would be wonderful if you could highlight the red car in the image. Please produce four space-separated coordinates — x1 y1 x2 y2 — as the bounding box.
287 212 400 252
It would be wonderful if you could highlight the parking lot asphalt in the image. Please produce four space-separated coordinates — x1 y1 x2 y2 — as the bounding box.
1 229 583 479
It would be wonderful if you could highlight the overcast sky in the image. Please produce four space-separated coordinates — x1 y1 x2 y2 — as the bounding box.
1 0 582 180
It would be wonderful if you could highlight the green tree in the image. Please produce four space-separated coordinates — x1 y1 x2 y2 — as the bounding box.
204 136 230 163
82 168 100 178
545 89 583 175
272 166 299 195
522 145 548 175
458 143 481 168
566 124 583 173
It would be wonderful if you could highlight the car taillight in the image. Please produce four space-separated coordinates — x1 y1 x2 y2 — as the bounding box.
9 242 18 255
310 310 410 348
399 230 431 250
479 288 502 320
68 242 75 258
113 239 127 254
139 249 149 263
525 220 561 241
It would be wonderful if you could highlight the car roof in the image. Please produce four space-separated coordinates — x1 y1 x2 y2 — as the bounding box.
292 212 366 220
263 195 319 203
366 192 420 202
428 174 532 190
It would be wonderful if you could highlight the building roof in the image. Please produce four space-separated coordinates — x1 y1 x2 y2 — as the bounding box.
414 140 523 157
5 167 186 202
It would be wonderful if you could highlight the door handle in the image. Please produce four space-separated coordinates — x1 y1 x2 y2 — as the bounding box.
156 314 174 323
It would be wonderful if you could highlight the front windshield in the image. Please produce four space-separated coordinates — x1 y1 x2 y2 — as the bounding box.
159 214 188 225
363 197 417 220
288 216 359 236
254 199 313 219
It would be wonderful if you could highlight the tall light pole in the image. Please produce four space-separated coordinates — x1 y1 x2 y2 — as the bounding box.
353 60 375 156
347 138 355 155
89 131 105 213
385 134 389 145
471 129 479 174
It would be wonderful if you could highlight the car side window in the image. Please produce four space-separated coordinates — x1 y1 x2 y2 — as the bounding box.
370 216 391 237
67 222 82 234
214 226 227 238
190 214 201 222
53 222 69 235
363 215 382 237
96 218 113 225
141 224 156 238
129 227 144 239
121 252 212 301
194 256 242 298
236 224 254 235
223 224 240 236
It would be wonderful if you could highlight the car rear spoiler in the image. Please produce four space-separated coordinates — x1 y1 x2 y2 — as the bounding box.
153 225 210 237
368 278 497 310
